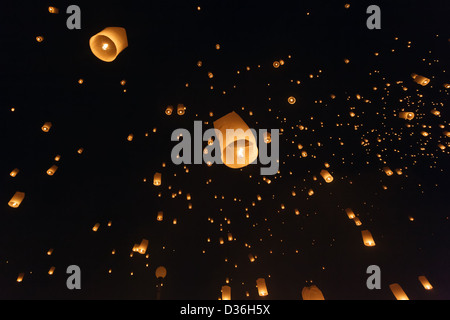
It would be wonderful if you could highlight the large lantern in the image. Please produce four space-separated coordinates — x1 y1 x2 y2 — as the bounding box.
256 278 268 296
89 27 128 62
213 111 258 169
153 172 162 186
418 276 433 290
221 285 231 300
155 266 167 279
301 285 325 300
389 283 409 300
411 73 430 86
8 192 25 208
361 230 375 246
320 169 333 183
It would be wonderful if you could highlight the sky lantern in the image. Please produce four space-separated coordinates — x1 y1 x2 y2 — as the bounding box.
288 96 296 104
301 285 325 300
92 223 100 232
48 6 59 13
17 273 25 282
383 167 393 176
398 112 415 120
256 278 268 296
221 285 231 300
418 276 433 290
165 105 173 115
155 266 167 279
213 111 258 169
8 192 25 208
389 283 409 300
127 134 134 141
320 169 333 183
345 208 355 219
89 27 128 62
137 239 148 254
10 168 19 177
177 104 186 115
411 73 430 86
48 266 56 275
42 122 52 132
263 132 271 143
47 165 58 176
153 172 162 186
361 230 375 246
157 211 164 221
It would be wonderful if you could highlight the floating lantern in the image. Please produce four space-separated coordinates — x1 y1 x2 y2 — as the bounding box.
361 230 375 246
47 248 53 256
54 155 61 162
8 192 25 208
127 134 134 141
137 239 148 254
308 189 314 196
418 276 433 290
157 211 164 221
302 285 325 300
42 122 52 132
248 254 255 262
155 266 167 279
411 73 430 86
10 168 19 177
256 278 268 296
288 96 296 105
89 27 128 62
320 169 333 183
353 217 362 226
36 36 44 42
48 6 59 13
77 148 84 154
345 208 355 219
213 111 258 169
48 266 55 275
47 165 58 176
92 223 100 232
263 132 271 143
389 283 409 300
383 167 393 176
153 172 162 186
17 273 25 282
177 104 186 115
222 285 231 300
273 61 280 68
398 112 415 120
165 105 173 115
227 233 233 241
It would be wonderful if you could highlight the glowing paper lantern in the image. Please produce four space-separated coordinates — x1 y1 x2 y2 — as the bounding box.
17 273 25 282
48 6 59 13
383 167 393 176
248 254 255 262
92 223 100 232
89 27 128 62
222 285 231 300
389 283 409 300
361 230 375 246
157 211 163 221
398 112 415 120
411 73 430 86
320 169 333 183
418 276 433 290
345 208 355 219
48 266 55 275
137 239 148 254
165 105 173 115
10 168 19 177
8 192 25 208
213 111 258 169
47 165 58 176
256 278 268 296
288 96 296 104
153 172 162 186
127 134 134 141
177 104 186 115
42 122 52 132
155 266 167 279
302 285 325 300
263 132 271 143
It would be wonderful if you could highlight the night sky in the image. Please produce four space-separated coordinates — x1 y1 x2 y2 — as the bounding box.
1 0 449 300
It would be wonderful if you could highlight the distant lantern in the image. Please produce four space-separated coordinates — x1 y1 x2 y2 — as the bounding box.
353 217 362 226
431 109 440 116
302 285 325 300
42 122 52 132
383 167 393 176
77 148 84 154
177 104 186 115
47 248 53 256
418 276 433 290
248 253 255 262
288 96 296 104
89 27 128 62
361 230 375 246
48 266 55 275
47 165 58 176
165 105 173 115
443 83 450 89
48 6 59 13
219 237 224 245
308 189 314 196
54 155 61 162
153 172 162 186
36 36 44 42
213 111 258 169
17 273 25 282
344 58 350 64
320 169 333 183
263 132 271 143
155 266 167 279
395 168 403 175
92 223 100 232
10 168 19 177
137 239 148 254
157 211 164 221
345 208 355 219
127 134 134 141
411 73 430 86
8 192 25 208
389 283 409 300
222 285 231 300
398 112 415 120
256 278 268 296
273 61 280 68
227 232 233 241
324 162 330 168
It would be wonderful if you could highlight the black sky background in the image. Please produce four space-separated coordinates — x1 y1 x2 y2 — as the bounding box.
0 0 449 300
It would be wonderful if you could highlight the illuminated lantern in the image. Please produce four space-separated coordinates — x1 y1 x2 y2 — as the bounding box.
137 239 148 254
420 131 429 137
222 285 231 300
345 208 355 219
219 237 224 245
54 155 61 162
353 217 362 226
256 278 268 296
438 143 446 150
127 134 134 141
36 36 44 42
17 273 25 282
89 27 128 62
431 109 440 116
165 105 173 115
157 211 164 221
263 132 271 143
443 83 450 89
47 165 58 176
153 172 162 186
48 6 59 13
324 162 330 168
383 167 393 176
227 233 233 241
248 254 255 262
92 223 100 232
308 189 314 196
398 112 415 120
320 169 333 183
77 148 84 154
411 73 430 86
48 266 55 275
8 192 25 208
302 285 325 300
418 276 433 290
389 283 409 300
42 122 52 132
395 169 403 175
10 168 19 177
288 96 296 105
361 230 375 246
177 104 186 115
47 248 53 256
155 266 167 279
213 111 258 169
186 193 191 200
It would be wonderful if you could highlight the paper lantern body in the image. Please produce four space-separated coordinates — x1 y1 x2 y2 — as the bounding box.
155 266 167 279
89 27 128 62
153 172 162 186
302 285 325 300
222 285 231 300
320 169 333 183
411 73 430 86
256 278 268 296
389 283 409 300
213 111 258 169
418 276 433 290
361 230 376 246
8 192 25 208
